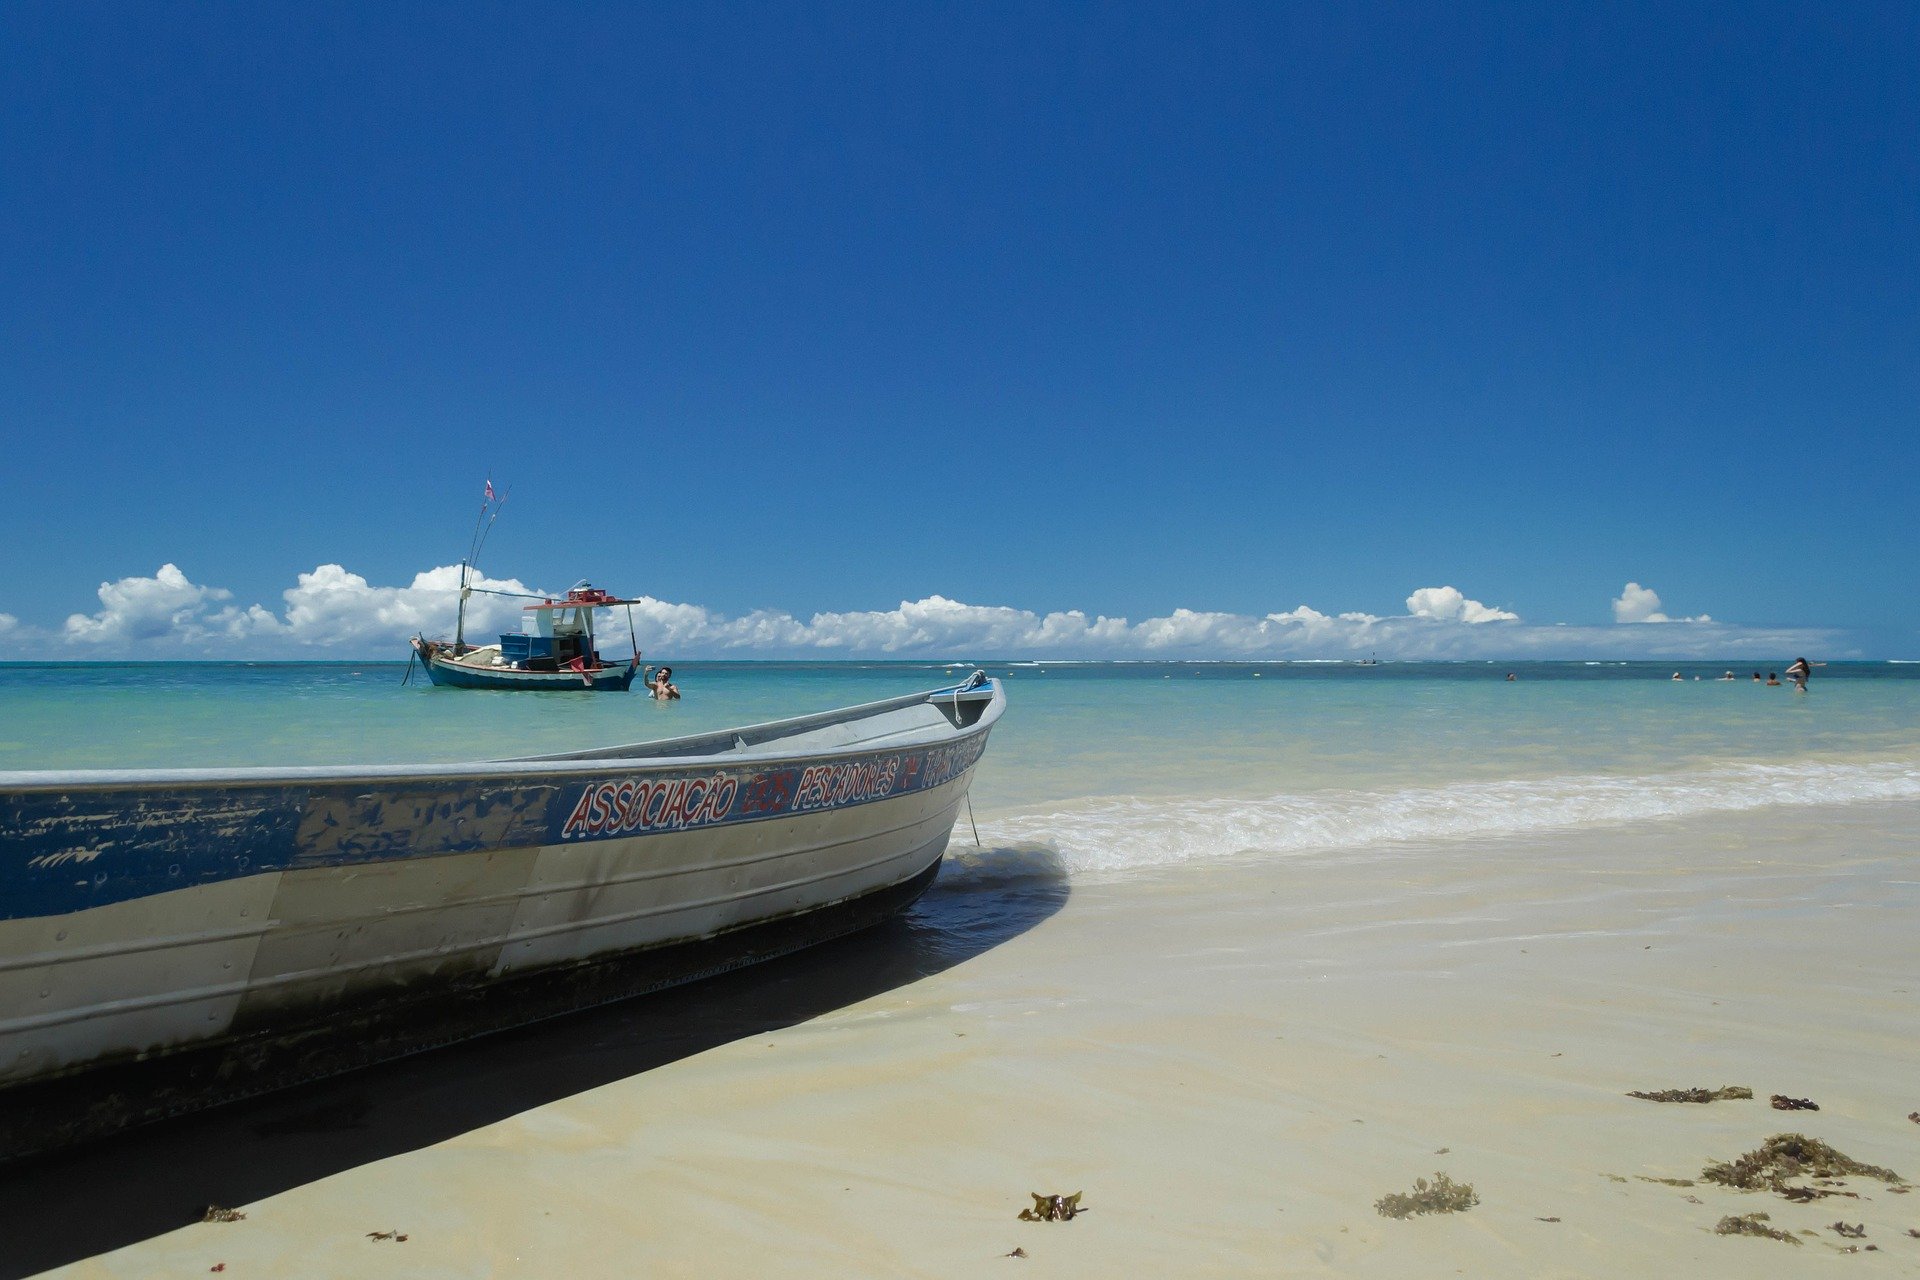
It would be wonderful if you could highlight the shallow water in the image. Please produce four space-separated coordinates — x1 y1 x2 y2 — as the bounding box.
3 660 1915 878
5 661 1918 1277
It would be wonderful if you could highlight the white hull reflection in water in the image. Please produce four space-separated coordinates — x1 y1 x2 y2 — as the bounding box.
0 676 1003 1158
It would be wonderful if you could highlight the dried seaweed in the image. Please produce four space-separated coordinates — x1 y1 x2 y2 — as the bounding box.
1018 1193 1083 1222
1770 1095 1818 1111
1830 1221 1866 1238
1375 1172 1479 1218
1636 1176 1696 1187
201 1206 246 1224
1627 1086 1752 1104
1701 1134 1904 1195
1714 1213 1799 1244
1780 1184 1857 1202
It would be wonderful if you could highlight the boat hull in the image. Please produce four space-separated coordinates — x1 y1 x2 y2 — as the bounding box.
420 649 641 691
0 850 945 1159
0 679 1002 1158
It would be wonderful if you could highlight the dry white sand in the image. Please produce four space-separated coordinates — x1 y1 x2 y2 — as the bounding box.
30 798 1920 1277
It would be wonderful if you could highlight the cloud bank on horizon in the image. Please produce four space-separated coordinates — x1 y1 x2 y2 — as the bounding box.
0 564 1848 661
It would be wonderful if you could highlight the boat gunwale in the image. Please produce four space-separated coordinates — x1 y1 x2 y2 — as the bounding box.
0 679 1003 792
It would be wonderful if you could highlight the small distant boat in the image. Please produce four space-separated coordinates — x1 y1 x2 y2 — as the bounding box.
406 484 644 690
0 672 1004 1158
411 583 645 691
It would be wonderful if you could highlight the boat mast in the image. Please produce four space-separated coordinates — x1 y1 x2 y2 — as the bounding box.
456 480 507 652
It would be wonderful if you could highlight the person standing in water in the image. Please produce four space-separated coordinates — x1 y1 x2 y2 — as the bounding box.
1785 656 1821 691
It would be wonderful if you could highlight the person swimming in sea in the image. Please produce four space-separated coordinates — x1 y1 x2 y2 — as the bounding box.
1785 656 1818 691
1766 672 1781 686
651 665 681 700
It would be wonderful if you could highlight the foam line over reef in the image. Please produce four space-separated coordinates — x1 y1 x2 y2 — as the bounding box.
977 756 1920 876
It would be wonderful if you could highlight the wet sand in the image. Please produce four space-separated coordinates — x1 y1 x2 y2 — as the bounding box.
20 798 1920 1277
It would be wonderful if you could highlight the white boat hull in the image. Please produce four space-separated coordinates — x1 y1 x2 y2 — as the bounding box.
0 677 1002 1155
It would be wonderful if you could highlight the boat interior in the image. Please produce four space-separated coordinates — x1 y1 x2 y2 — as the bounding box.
521 680 998 765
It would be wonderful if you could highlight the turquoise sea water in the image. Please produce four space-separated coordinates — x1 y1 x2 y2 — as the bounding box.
4 660 1917 874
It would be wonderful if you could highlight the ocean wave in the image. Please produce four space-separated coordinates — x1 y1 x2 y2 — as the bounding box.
976 758 1920 875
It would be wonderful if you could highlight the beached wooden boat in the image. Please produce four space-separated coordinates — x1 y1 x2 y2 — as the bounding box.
0 673 1003 1158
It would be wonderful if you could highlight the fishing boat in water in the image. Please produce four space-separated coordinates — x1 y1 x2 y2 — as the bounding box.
0 672 1003 1159
407 481 644 691
410 583 645 691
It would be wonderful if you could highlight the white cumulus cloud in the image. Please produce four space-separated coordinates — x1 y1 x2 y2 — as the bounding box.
1405 585 1519 624
1612 582 1710 624
56 563 546 651
4 565 1840 661
63 564 237 645
273 563 540 646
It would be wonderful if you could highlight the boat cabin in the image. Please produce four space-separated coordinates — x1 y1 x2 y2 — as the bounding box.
502 587 626 671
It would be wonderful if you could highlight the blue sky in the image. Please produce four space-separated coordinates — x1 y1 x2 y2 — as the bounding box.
2 3 1914 658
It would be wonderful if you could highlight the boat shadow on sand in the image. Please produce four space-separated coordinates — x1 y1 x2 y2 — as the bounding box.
0 844 1067 1278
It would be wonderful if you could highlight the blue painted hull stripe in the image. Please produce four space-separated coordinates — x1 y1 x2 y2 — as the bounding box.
424 655 639 691
0 733 990 922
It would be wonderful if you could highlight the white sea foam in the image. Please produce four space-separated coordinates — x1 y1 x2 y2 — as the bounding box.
977 757 1920 876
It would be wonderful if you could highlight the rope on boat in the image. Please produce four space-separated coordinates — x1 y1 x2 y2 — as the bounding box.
957 670 987 845
945 668 989 726
463 585 553 601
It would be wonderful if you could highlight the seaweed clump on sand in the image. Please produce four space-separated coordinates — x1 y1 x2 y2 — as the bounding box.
1375 1173 1479 1219
1714 1213 1800 1244
1627 1086 1752 1104
1018 1193 1083 1223
1701 1134 1904 1195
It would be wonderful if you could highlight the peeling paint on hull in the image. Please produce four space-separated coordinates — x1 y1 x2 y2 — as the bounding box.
0 679 1002 1157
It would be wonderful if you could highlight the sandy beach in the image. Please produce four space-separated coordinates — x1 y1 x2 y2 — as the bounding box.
10 790 1915 1278
7 0 1916 1272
